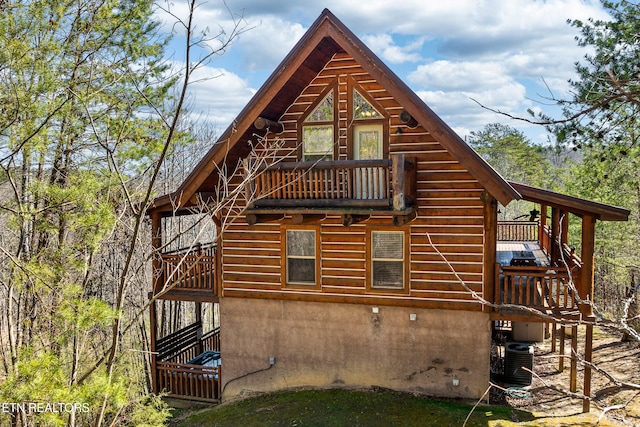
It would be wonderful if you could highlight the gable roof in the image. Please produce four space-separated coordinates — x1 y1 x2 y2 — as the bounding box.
148 9 520 215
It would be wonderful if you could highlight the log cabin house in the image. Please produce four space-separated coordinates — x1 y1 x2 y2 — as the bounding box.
146 9 630 410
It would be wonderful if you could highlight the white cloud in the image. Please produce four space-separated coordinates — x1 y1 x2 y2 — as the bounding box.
362 34 424 64
157 0 611 141
178 64 256 127
233 17 307 71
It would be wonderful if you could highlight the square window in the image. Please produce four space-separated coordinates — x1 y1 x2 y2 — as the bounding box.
302 125 333 161
286 230 316 285
371 231 405 289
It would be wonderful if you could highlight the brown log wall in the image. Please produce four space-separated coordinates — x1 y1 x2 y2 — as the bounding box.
222 52 485 309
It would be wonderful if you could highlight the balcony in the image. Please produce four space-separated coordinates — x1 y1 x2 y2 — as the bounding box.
244 154 416 226
494 220 584 319
155 242 217 300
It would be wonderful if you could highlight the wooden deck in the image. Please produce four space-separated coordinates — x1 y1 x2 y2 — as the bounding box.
496 241 549 267
154 322 221 402
494 221 583 319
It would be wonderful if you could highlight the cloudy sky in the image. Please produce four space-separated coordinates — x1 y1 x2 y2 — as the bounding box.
157 0 610 143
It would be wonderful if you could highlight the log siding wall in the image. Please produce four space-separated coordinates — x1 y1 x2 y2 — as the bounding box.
222 52 485 309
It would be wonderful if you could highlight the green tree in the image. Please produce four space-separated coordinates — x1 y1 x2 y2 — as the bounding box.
547 0 640 334
0 0 174 425
467 123 555 219
467 123 551 186
565 129 640 326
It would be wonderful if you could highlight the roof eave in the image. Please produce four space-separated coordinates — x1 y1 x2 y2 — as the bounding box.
509 181 630 221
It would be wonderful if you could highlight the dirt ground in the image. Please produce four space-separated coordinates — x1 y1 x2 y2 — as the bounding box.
492 326 640 426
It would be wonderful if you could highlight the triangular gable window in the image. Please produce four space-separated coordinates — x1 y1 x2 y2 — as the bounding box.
305 92 333 122
353 89 382 119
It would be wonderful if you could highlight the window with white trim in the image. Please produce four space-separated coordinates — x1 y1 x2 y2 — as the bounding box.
302 91 334 161
286 229 317 285
371 231 404 289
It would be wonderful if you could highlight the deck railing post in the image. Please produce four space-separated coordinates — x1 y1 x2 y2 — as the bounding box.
243 157 257 208
580 214 596 316
392 153 406 210
493 262 501 307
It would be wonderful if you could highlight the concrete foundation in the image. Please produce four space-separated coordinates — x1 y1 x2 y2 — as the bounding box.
220 298 491 400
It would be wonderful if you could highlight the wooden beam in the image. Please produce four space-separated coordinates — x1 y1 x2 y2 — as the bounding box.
405 156 417 206
242 157 256 208
539 204 548 254
292 213 326 224
215 214 222 298
149 298 158 393
570 325 578 392
195 302 203 356
342 214 370 226
151 212 163 294
255 197 392 209
560 209 569 246
253 116 284 133
581 214 596 316
551 207 560 265
392 153 406 210
399 109 419 128
583 324 593 412
393 210 416 226
559 325 565 372
482 192 498 312
245 213 285 225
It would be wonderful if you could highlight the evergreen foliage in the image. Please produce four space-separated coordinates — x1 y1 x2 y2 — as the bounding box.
0 0 177 425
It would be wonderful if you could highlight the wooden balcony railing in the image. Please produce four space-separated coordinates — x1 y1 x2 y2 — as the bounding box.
156 361 220 402
540 224 551 256
154 323 221 401
245 154 415 211
158 242 216 295
156 322 220 364
497 220 539 241
494 264 582 314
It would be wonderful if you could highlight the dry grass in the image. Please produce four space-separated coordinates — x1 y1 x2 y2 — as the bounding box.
503 326 640 426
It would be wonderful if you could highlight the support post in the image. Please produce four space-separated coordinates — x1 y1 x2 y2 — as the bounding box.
539 204 548 254
149 211 162 394
559 325 565 372
149 297 158 393
570 325 578 392
151 212 163 293
560 209 569 248
392 153 406 210
581 215 596 316
482 191 498 311
214 214 223 298
551 207 560 265
195 302 203 356
583 324 593 412
242 157 257 208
